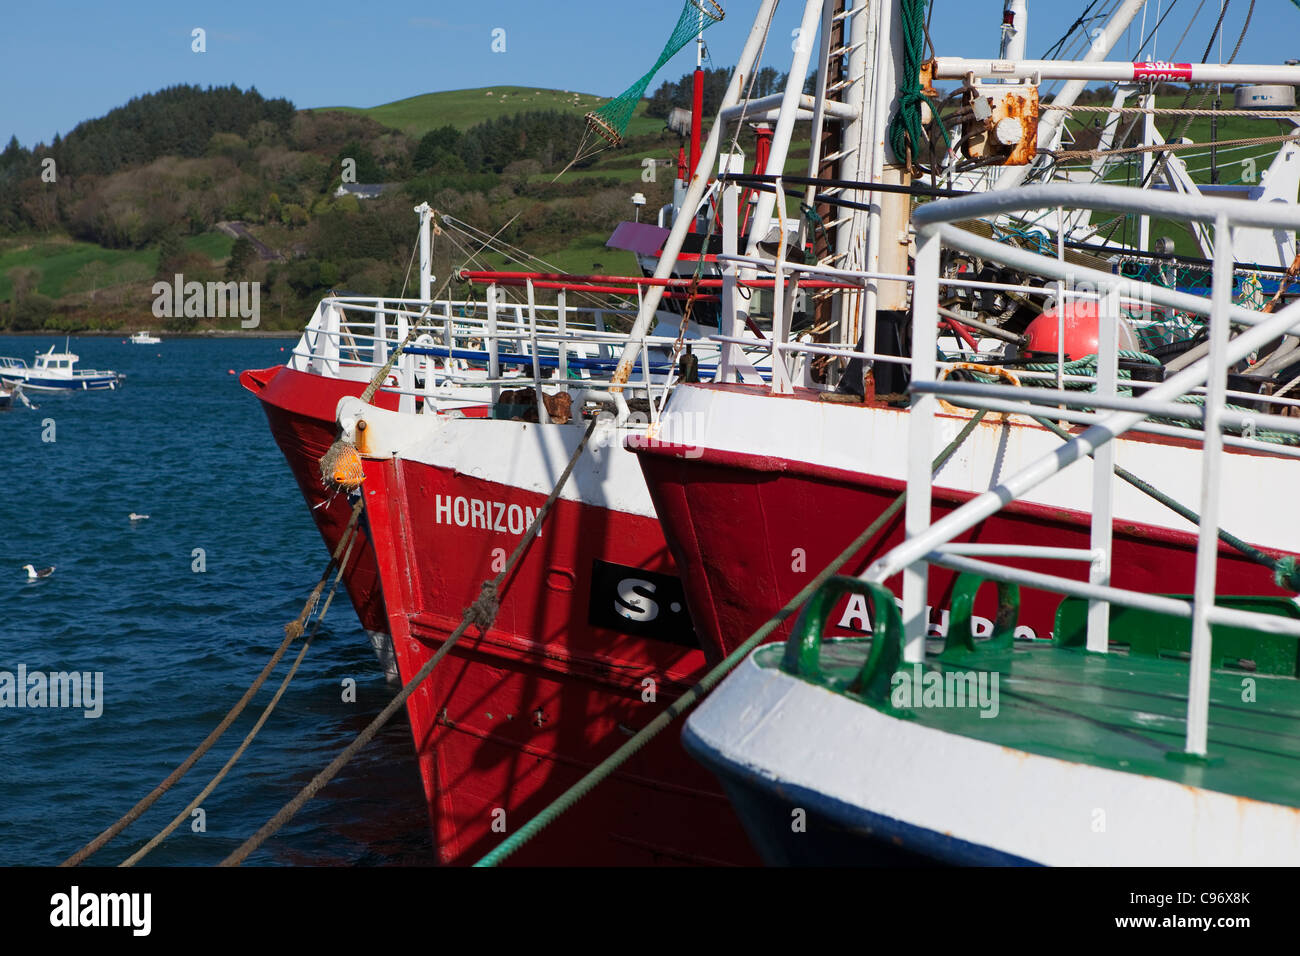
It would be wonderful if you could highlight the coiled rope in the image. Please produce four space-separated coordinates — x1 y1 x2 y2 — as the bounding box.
888 0 949 170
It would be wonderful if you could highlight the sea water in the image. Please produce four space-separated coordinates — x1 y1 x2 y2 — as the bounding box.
0 335 434 866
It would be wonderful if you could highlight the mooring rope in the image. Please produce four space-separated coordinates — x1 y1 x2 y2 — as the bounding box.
475 409 990 866
119 518 364 867
1048 129 1300 163
1029 414 1300 591
213 209 593 865
219 416 601 866
64 207 524 867
59 501 364 867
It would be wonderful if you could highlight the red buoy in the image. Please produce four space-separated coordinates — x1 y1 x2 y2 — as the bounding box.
1023 300 1138 361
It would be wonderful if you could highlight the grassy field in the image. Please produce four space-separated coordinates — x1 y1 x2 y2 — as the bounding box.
0 240 156 300
465 230 640 277
1057 94 1295 255
186 231 234 261
0 231 232 301
321 86 663 140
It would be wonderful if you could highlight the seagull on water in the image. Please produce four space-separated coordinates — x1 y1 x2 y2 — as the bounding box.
22 564 54 580
129 513 149 522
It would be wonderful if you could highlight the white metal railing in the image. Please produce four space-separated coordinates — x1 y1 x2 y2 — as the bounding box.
287 281 774 421
712 175 1300 428
859 182 1300 759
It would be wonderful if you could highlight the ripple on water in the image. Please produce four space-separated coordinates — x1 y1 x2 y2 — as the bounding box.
0 336 430 865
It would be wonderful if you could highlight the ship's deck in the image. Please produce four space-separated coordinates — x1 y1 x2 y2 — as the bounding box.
756 622 1300 808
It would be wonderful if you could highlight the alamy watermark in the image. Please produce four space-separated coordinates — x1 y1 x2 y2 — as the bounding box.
152 274 260 328
594 409 706 459
890 664 999 719
50 886 150 936
0 665 103 718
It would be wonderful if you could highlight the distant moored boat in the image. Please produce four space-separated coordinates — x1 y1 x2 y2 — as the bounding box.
0 345 122 393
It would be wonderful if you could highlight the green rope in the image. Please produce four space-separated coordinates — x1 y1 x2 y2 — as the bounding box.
1021 350 1161 373
800 201 830 254
1031 414 1300 591
1007 350 1158 396
887 0 949 167
474 409 990 866
1014 351 1299 443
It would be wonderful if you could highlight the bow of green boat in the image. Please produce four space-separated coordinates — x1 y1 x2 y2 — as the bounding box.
684 576 1300 866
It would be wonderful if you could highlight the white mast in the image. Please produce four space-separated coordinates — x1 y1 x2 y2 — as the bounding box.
609 0 783 416
1000 0 1027 64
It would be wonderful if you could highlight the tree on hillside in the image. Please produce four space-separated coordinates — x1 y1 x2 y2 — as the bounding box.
226 237 256 280
413 125 465 172
457 110 588 173
156 229 186 278
0 135 28 172
51 84 295 177
6 266 40 303
11 293 53 331
336 142 386 183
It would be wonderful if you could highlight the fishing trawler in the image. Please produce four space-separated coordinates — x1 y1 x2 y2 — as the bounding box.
249 0 1300 866
632 0 1300 661
683 183 1300 865
241 0 791 864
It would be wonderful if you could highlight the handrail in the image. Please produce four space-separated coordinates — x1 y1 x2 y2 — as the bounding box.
287 279 786 411
457 270 858 292
911 181 1300 233
865 183 1300 760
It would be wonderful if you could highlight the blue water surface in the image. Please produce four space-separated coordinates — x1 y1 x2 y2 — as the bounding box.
0 334 435 866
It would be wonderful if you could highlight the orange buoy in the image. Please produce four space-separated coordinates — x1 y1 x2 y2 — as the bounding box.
319 440 365 490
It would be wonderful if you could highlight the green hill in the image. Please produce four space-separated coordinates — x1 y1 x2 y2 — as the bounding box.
319 86 662 140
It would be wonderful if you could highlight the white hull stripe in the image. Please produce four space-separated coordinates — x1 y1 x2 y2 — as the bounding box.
685 652 1300 866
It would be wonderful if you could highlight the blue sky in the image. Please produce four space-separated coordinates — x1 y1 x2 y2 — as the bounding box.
1 0 1295 147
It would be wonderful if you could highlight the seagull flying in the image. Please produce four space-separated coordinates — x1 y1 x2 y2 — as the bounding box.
22 564 54 580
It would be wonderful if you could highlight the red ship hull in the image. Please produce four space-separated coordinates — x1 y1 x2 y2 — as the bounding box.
631 436 1293 657
241 365 396 637
357 452 758 865
244 363 757 863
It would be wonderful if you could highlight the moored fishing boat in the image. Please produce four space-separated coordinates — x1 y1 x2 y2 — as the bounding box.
631 0 1300 664
683 183 1300 864
241 0 796 861
247 0 1300 864
240 0 771 670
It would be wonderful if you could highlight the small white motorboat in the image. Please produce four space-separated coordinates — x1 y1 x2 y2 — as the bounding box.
0 344 122 392
129 331 162 345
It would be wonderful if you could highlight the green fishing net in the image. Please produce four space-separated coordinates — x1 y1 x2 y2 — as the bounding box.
586 0 724 146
